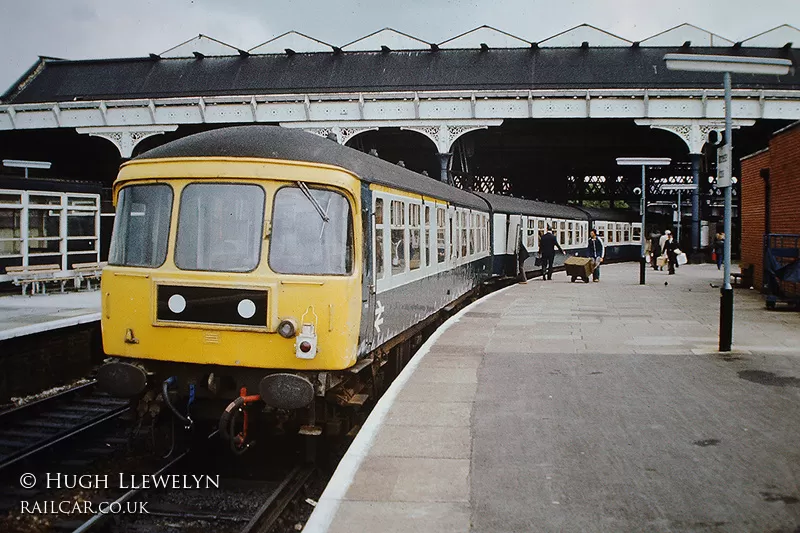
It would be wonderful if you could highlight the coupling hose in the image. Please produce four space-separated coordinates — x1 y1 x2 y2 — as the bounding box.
162 377 194 430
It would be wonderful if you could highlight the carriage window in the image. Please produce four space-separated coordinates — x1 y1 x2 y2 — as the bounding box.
469 213 476 256
623 224 630 243
527 218 536 249
616 224 623 244
568 221 574 245
437 208 446 263
559 221 566 245
632 224 642 243
390 200 406 275
409 203 421 271
110 184 172 268
177 183 265 272
482 215 488 253
375 198 385 280
424 206 431 267
461 211 468 257
449 211 455 260
269 186 352 275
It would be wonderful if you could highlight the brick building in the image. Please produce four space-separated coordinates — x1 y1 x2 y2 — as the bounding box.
740 121 800 290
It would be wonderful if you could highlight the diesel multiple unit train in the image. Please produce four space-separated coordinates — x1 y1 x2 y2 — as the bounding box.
98 126 639 449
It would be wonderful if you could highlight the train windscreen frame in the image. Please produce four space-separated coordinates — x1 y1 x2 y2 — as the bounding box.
269 185 353 276
109 184 172 268
175 183 266 273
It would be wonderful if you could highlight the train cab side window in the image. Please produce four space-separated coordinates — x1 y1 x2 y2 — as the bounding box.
269 186 352 275
375 198 384 280
176 183 265 272
437 208 446 264
390 200 406 275
409 203 421 271
109 184 172 268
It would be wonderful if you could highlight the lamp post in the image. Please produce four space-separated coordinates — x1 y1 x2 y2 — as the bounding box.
664 53 792 352
617 157 671 285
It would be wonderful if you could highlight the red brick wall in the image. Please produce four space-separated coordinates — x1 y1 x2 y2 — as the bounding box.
740 150 769 289
740 123 800 290
768 126 800 235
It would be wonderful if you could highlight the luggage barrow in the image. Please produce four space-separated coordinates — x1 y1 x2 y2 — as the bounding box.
564 256 593 283
763 234 800 310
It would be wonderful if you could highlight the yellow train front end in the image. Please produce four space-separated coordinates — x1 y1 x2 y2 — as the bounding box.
98 157 363 430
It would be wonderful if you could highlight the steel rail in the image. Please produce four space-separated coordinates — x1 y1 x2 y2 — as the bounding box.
0 381 130 472
240 465 315 533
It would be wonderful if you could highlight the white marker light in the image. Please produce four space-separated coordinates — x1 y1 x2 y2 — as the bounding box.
237 299 256 319
168 294 186 314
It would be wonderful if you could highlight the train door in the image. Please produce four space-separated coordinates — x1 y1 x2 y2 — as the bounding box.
506 215 521 277
360 184 377 354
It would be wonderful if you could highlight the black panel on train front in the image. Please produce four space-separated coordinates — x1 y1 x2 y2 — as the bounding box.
157 285 267 327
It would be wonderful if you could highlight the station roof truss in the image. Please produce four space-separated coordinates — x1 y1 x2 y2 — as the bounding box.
564 162 715 204
639 23 735 47
249 31 336 55
1 24 799 136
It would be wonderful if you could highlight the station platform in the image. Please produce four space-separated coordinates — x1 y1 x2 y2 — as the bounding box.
304 263 800 533
0 291 101 341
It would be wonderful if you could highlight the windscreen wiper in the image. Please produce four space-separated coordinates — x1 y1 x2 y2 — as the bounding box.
297 181 330 223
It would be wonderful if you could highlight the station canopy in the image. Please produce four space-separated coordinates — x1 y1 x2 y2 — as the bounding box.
1 23 799 104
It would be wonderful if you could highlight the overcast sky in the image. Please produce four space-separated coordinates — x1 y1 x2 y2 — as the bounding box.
1 0 798 93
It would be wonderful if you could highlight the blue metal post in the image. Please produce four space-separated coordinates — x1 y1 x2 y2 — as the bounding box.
640 164 646 285
691 153 701 254
720 71 734 352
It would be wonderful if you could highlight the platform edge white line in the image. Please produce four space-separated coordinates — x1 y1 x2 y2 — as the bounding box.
0 312 102 341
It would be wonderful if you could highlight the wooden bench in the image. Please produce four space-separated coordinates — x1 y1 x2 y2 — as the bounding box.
72 261 107 291
6 264 73 295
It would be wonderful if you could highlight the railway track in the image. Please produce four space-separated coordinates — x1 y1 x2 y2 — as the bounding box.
69 428 315 533
0 381 130 473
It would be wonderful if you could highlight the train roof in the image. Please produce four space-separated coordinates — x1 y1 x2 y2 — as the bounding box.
133 126 487 210
580 206 639 222
475 192 589 220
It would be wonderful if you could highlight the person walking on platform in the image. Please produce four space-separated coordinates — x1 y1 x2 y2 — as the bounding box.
587 228 604 282
650 231 662 270
663 232 679 275
539 226 565 280
517 229 529 284
658 230 671 271
714 232 725 270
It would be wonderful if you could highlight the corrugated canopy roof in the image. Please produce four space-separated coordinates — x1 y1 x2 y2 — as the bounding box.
5 45 798 104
